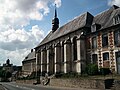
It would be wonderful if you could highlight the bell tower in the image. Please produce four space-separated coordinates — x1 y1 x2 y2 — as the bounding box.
52 4 59 32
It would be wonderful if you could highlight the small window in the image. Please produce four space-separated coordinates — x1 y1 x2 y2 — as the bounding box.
114 30 120 46
103 52 109 61
102 34 108 47
113 14 120 25
92 36 97 49
92 54 97 64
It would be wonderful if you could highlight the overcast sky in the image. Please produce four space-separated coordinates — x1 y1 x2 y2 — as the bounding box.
0 0 119 66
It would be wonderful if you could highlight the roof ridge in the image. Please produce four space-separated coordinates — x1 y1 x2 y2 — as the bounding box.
58 12 92 31
94 5 119 17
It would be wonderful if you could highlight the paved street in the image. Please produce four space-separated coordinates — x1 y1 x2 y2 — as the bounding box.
0 84 5 90
0 82 100 90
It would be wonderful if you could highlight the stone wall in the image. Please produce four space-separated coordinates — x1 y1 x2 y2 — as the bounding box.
16 78 120 90
50 78 105 89
16 79 36 84
16 78 105 89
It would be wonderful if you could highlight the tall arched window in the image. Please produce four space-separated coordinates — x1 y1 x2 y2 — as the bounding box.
73 37 77 60
61 41 64 62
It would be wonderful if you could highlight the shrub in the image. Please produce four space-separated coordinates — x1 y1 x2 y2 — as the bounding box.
55 72 80 78
85 64 99 75
99 68 111 76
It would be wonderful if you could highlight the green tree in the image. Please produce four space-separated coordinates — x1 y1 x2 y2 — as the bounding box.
5 71 12 78
0 70 6 78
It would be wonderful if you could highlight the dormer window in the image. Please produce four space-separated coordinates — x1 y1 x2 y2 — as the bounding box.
113 14 120 25
91 23 101 32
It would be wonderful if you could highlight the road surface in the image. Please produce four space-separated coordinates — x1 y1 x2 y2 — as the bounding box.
0 82 100 90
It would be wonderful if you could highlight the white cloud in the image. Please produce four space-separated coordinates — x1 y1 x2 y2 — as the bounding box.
0 25 44 50
0 25 44 65
0 48 30 66
0 0 61 31
0 0 61 65
108 0 120 6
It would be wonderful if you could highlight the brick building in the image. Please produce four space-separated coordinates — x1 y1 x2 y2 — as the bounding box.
23 5 120 76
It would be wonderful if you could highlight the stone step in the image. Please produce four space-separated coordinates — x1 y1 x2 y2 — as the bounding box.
105 79 114 89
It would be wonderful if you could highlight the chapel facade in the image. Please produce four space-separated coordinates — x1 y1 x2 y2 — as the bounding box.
34 5 120 75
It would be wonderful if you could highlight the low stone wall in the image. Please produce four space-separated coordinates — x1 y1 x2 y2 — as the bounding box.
16 78 105 90
16 78 120 90
16 78 105 89
16 79 36 84
50 78 105 89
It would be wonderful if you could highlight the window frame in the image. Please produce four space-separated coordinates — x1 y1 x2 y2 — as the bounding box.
103 52 109 61
102 33 108 47
92 54 98 64
92 36 97 49
114 30 120 46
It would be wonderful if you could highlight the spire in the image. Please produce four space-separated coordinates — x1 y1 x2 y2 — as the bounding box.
52 4 59 32
55 4 57 18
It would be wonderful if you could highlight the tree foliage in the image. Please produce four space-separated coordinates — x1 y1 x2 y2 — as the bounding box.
5 71 12 78
0 70 6 78
0 70 12 78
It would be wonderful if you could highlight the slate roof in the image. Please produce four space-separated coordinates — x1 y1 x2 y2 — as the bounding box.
92 5 120 30
36 5 120 48
36 12 93 47
23 51 36 61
